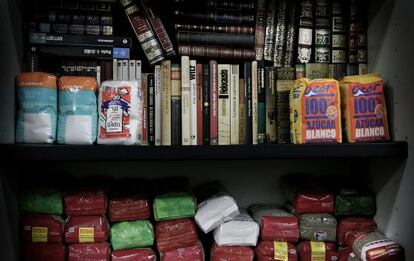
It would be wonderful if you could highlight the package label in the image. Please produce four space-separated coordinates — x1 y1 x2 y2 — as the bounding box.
32 226 48 242
310 241 326 261
274 241 288 261
79 227 95 243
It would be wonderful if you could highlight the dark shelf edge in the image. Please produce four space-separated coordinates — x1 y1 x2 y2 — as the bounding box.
0 141 408 161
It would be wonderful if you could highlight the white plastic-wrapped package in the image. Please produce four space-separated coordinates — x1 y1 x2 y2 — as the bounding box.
195 194 239 234
213 211 259 246
98 80 143 145
249 204 293 225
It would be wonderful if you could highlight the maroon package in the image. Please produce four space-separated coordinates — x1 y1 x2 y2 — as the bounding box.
111 249 156 261
156 218 198 252
260 216 300 242
65 188 107 216
22 243 66 261
255 241 298 261
21 215 64 242
337 217 377 246
337 247 353 261
211 243 254 261
68 243 110 261
294 190 334 214
65 215 109 243
108 194 150 222
161 242 204 261
298 241 339 261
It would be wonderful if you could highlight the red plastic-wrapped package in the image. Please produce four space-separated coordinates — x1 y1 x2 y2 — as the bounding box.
337 247 353 261
108 194 150 222
68 243 110 261
294 190 334 214
65 188 107 216
337 217 377 246
65 215 109 243
345 229 377 248
111 249 156 261
298 241 339 261
21 215 64 242
22 243 66 261
211 243 254 261
255 241 298 261
156 218 198 252
260 216 300 242
161 242 204 261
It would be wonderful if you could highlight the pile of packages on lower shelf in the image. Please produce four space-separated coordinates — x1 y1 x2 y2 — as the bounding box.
18 177 404 261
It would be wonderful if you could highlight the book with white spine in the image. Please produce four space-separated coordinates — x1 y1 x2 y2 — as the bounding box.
218 64 231 145
181 56 191 145
161 60 171 146
122 60 128 80
252 61 258 145
230 64 240 145
129 59 136 80
117 60 122 81
154 64 162 146
135 60 143 144
190 60 197 145
113 59 118 80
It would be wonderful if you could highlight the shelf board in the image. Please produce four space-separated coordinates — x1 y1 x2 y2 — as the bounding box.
0 141 408 161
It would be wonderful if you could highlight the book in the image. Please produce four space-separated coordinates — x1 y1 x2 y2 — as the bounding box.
239 78 246 145
244 62 253 144
178 45 255 60
174 24 255 34
117 60 122 80
129 60 136 80
257 62 266 144
196 64 204 145
263 0 276 61
135 60 142 84
154 64 162 146
173 0 256 11
254 0 268 61
96 65 101 84
297 0 314 63
171 64 182 146
29 45 130 60
142 73 148 145
230 64 239 145
173 10 255 24
305 63 329 79
265 67 277 143
314 0 332 63
29 32 132 47
328 63 347 80
161 60 172 146
218 64 231 145
273 0 288 67
181 56 191 145
122 60 128 80
331 0 347 63
190 60 197 145
276 68 295 143
176 31 255 48
284 2 297 67
210 60 219 145
203 64 210 145
251 61 258 144
112 59 118 80
148 73 155 145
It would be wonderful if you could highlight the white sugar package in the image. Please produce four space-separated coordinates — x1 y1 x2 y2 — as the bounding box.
57 76 97 144
195 194 239 234
213 211 259 246
98 80 143 145
249 204 293 225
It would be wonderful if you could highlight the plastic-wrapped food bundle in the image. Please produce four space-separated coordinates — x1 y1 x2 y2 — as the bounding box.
64 188 107 216
337 217 377 246
153 193 196 221
18 188 63 215
294 190 334 214
211 243 254 261
298 241 339 261
57 76 98 144
65 215 109 243
16 72 57 143
160 241 204 261
255 241 298 261
213 212 259 246
68 242 111 261
156 218 198 252
108 193 150 222
300 214 337 242
261 216 300 242
111 249 156 261
195 194 239 233
22 243 65 261
21 215 64 242
248 204 291 225
337 247 353 261
335 189 376 217
110 220 154 250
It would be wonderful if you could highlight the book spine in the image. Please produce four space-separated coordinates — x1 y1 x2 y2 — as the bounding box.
203 64 210 145
117 60 123 80
273 0 288 67
173 10 255 24
140 0 176 57
129 59 136 80
251 61 258 144
148 73 155 146
174 24 255 34
257 62 266 144
122 60 129 80
190 60 197 145
254 0 268 60
297 0 314 63
305 63 329 79
265 67 277 143
196 63 204 145
120 0 164 65
210 60 218 145
161 60 172 146
136 60 143 144
136 60 142 83
142 73 148 145
331 0 347 63
239 78 246 145
96 65 101 85
181 56 191 145
174 0 256 11
264 0 276 61
314 0 332 63
230 64 240 145
276 67 295 143
112 59 118 80
171 64 182 146
154 64 162 146
178 45 255 60
29 32 132 47
328 63 347 80
284 2 297 67
29 45 126 60
218 64 231 145
244 62 253 144
176 31 255 48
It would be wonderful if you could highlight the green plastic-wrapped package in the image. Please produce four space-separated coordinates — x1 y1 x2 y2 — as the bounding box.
335 190 376 216
18 188 63 214
300 214 337 242
153 193 196 221
110 220 154 250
